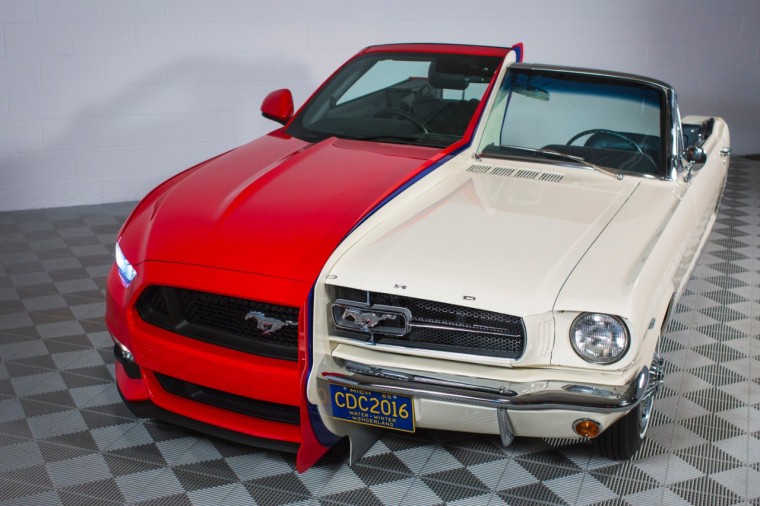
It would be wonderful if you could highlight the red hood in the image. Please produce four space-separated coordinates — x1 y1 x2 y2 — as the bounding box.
122 132 440 283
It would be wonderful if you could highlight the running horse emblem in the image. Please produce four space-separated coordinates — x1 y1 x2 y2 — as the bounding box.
342 307 398 330
245 311 297 335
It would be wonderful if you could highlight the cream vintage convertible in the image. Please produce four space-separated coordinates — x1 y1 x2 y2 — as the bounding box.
307 60 731 462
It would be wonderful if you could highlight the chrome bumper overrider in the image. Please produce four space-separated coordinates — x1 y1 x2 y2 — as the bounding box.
320 355 664 446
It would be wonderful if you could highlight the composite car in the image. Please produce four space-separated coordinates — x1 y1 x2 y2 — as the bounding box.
105 43 730 471
105 43 519 471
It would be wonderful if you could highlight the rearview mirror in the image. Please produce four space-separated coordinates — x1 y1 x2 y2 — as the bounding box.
261 89 294 125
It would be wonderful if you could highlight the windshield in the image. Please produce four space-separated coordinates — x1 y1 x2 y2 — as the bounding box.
477 67 666 176
286 52 502 148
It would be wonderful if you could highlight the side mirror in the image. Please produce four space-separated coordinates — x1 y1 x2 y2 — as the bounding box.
683 145 707 165
261 89 294 125
682 145 707 182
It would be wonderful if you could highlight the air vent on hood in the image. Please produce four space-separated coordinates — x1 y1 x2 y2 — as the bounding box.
466 164 564 184
466 164 492 173
514 169 539 179
491 167 516 177
539 172 564 183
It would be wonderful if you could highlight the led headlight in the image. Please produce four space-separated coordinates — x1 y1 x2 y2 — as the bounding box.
114 242 137 286
570 313 629 364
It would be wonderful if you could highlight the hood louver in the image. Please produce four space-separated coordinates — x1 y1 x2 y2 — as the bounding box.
467 164 564 184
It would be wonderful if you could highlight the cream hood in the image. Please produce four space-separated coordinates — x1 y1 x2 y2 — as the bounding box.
325 160 640 317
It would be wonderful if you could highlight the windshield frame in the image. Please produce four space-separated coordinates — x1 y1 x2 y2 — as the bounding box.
286 51 505 149
475 63 676 180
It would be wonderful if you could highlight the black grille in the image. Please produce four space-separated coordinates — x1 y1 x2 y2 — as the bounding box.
154 373 300 425
334 286 525 358
137 286 299 361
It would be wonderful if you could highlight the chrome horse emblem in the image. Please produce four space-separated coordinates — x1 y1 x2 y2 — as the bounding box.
342 307 398 330
245 311 297 335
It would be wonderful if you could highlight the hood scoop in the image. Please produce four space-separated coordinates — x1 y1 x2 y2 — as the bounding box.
467 164 564 184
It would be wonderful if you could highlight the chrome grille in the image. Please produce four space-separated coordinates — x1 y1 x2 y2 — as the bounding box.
137 286 299 361
332 287 525 358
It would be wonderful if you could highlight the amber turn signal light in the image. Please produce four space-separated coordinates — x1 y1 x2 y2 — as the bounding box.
573 419 601 438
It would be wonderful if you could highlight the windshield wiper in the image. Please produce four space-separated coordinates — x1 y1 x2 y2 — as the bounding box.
480 145 623 180
341 134 419 144
341 134 449 148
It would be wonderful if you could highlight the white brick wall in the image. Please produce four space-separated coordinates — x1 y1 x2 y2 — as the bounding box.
1 0 759 211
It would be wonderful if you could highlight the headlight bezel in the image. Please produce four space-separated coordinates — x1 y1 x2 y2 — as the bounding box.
570 312 630 364
114 242 137 286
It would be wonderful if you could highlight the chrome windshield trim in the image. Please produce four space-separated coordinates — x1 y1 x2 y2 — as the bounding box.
320 358 649 414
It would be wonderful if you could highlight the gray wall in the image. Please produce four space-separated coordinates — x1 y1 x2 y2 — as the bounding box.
1 0 758 211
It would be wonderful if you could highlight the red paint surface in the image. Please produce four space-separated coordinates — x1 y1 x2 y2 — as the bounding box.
122 134 440 281
361 43 511 57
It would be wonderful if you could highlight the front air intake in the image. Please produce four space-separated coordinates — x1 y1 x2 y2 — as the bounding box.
137 286 299 361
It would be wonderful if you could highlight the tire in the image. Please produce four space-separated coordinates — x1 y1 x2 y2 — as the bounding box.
594 354 662 460
593 391 653 460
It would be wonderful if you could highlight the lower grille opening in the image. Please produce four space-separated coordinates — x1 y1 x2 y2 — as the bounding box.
154 373 300 425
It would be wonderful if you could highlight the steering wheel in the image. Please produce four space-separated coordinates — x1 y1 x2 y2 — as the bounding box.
372 108 430 133
566 128 657 171
566 129 644 153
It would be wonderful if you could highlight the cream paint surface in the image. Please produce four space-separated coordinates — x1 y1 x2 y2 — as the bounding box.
326 157 639 318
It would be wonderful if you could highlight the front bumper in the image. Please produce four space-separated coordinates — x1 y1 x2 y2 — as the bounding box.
105 261 332 470
115 360 300 454
316 355 662 445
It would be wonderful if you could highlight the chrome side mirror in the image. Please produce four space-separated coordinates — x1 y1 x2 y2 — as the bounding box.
682 145 706 182
683 145 707 165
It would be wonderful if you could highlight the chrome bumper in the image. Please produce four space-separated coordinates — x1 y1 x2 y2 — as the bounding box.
320 356 664 445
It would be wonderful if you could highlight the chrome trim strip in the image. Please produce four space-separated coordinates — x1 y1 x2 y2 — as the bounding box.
409 321 521 339
321 358 649 414
343 361 518 396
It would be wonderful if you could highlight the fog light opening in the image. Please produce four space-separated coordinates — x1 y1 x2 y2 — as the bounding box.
112 335 143 380
573 419 601 438
112 336 134 363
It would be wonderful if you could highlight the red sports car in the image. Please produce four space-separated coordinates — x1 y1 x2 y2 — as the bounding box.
105 43 523 471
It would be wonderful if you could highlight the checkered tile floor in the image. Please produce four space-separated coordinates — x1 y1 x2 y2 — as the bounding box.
1 158 759 506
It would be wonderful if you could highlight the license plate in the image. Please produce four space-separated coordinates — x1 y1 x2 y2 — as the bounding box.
329 384 415 432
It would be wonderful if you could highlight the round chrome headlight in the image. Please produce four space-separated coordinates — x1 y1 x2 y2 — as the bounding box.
570 313 629 364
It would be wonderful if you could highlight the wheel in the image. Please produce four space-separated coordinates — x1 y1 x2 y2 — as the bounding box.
594 354 663 460
372 108 430 133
